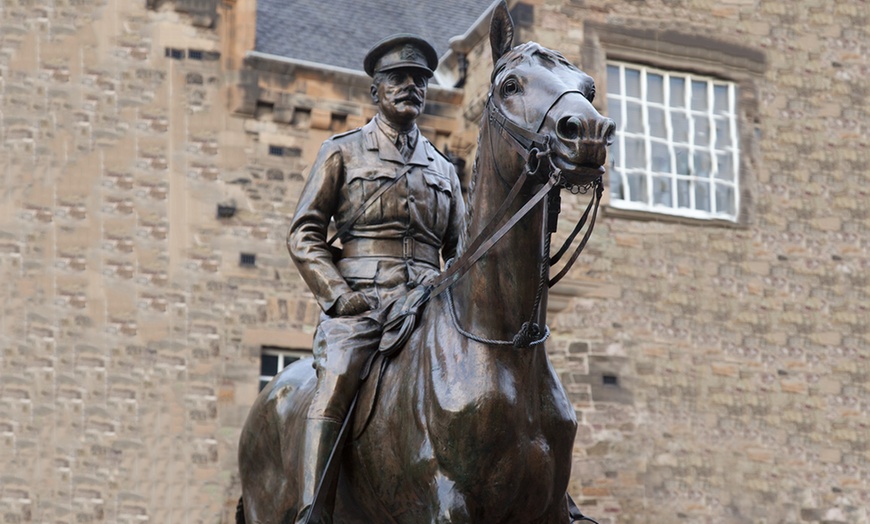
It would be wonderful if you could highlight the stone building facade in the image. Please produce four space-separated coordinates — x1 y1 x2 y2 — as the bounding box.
1 0 867 523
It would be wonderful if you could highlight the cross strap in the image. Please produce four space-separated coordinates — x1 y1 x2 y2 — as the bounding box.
326 164 414 246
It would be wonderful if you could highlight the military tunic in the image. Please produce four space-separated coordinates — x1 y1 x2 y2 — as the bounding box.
287 115 465 421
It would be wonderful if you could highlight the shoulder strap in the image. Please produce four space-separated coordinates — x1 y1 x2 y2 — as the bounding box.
327 164 414 246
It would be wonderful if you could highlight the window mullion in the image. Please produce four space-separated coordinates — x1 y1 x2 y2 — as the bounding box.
708 81 717 214
730 83 740 217
664 73 677 209
686 73 696 211
641 67 653 206
619 65 630 201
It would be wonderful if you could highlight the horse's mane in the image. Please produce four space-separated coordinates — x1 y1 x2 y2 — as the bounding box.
460 128 484 257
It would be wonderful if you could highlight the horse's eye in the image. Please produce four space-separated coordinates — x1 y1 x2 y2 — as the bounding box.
501 78 521 97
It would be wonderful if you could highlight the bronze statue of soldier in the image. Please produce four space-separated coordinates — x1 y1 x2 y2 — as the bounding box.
286 34 466 524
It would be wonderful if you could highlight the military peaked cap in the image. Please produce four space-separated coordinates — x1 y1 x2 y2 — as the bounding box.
363 34 439 78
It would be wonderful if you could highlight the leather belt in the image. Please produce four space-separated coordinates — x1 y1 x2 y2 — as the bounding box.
342 237 440 267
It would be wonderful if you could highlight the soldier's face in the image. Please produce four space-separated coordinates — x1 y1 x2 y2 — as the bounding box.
371 69 429 128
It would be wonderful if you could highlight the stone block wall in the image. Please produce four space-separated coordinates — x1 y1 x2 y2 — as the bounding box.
0 0 315 521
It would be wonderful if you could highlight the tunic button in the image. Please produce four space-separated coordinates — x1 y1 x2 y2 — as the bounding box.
408 195 416 203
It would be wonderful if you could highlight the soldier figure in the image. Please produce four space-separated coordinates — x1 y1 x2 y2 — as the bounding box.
286 34 466 523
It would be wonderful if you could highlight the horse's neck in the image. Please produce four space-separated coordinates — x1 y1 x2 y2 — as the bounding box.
452 124 548 341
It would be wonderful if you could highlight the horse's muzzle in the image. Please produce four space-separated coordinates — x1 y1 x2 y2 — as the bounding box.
550 114 615 185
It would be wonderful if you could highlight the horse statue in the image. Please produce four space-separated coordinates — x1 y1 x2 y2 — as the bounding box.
237 3 615 522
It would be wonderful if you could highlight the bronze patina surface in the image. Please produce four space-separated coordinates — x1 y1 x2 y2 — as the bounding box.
238 3 614 522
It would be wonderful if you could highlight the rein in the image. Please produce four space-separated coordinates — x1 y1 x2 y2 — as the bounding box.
427 92 603 348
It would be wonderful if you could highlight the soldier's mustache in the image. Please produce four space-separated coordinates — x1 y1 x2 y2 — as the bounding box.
395 91 423 104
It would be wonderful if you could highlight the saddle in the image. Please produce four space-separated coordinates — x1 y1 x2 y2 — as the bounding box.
353 284 431 439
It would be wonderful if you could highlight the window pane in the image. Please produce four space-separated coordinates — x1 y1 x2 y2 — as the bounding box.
608 98 622 130
624 137 646 169
716 184 735 215
610 170 625 199
609 139 620 170
282 356 300 369
261 354 279 376
714 117 731 149
607 65 620 94
652 175 672 206
626 102 643 133
671 112 689 142
674 146 690 175
677 179 691 208
669 77 685 107
651 142 672 173
626 172 647 203
648 107 666 138
713 84 729 114
694 180 711 211
259 379 270 391
716 153 734 180
625 68 641 98
691 80 708 111
693 151 712 178
647 73 664 103
694 118 710 146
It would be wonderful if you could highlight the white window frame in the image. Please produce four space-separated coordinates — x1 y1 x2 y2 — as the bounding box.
607 61 740 221
259 347 311 390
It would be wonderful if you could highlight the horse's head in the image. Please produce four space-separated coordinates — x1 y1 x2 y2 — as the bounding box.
487 2 615 188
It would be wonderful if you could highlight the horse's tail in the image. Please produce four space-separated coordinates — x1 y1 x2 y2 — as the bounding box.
235 496 245 524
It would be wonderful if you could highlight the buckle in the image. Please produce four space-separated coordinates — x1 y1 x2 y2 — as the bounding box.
402 236 414 259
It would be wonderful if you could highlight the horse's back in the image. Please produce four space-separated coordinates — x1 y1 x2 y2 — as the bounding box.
239 358 316 523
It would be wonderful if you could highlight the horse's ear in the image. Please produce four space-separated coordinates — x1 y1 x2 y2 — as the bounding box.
489 1 515 68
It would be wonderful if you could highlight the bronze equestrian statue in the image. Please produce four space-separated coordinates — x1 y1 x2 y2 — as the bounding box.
238 3 615 523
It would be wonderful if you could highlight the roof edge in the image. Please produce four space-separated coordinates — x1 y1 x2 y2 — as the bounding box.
436 0 514 86
245 50 463 99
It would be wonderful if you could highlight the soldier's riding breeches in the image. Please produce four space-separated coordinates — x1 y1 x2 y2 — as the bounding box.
307 314 381 422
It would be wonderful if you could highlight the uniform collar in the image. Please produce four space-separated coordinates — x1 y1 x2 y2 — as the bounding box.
364 115 432 166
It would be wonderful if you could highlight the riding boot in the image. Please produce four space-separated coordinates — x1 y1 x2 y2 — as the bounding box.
295 418 342 524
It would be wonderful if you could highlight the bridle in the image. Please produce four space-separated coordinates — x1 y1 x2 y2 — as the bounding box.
427 87 605 348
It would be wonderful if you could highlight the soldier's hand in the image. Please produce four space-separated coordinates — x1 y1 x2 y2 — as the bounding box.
333 291 372 316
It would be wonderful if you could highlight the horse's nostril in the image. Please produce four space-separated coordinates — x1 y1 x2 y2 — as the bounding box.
601 118 616 144
557 116 583 141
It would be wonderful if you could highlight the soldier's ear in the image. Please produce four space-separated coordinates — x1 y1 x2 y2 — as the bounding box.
370 84 379 104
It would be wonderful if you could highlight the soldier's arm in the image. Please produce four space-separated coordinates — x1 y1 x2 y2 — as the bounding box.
287 140 354 313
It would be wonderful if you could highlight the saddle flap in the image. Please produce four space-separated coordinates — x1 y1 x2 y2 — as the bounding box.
353 355 387 440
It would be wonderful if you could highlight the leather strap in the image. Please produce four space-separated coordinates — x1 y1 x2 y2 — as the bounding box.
327 164 414 246
342 237 440 267
548 180 602 288
429 173 560 298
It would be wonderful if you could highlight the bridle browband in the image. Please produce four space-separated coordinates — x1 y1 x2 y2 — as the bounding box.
427 87 604 348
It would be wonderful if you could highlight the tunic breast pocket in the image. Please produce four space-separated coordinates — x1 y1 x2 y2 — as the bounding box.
422 169 453 235
346 168 395 225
